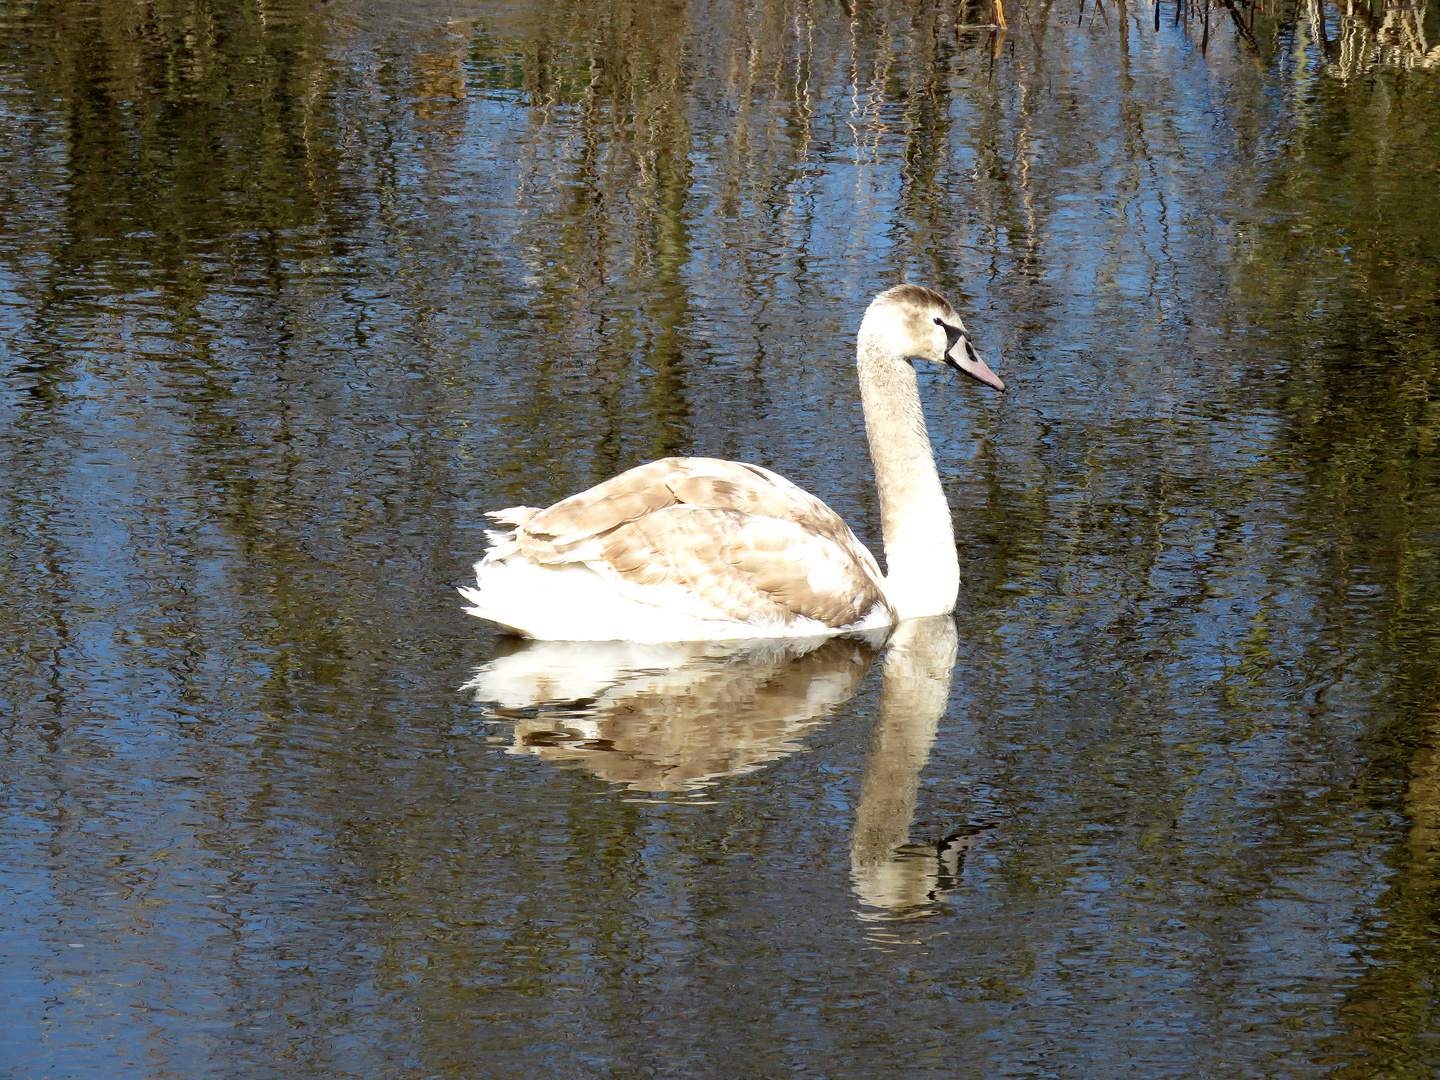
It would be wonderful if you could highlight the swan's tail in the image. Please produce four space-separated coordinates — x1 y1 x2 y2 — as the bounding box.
461 507 540 630
486 506 539 527
458 575 529 635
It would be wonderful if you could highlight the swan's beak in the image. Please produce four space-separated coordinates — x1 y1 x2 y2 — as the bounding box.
944 335 1006 393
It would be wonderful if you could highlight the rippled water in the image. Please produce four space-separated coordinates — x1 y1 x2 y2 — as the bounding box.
3 0 1440 1076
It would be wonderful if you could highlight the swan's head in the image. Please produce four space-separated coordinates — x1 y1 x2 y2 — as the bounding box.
863 284 1006 393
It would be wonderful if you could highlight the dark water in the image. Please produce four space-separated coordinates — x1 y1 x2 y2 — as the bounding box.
3 0 1440 1076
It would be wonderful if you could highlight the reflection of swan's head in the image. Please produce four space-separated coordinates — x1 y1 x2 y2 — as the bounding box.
864 285 1005 392
853 825 993 921
463 634 882 793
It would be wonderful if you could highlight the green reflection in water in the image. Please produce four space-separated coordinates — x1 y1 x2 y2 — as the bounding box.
1236 58 1440 1075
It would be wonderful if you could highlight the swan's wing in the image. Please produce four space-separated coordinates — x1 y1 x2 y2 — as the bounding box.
494 457 891 629
593 505 884 627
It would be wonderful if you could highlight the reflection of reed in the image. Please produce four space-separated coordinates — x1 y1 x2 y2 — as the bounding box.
849 616 985 919
464 634 880 792
1327 0 1440 71
1164 0 1439 71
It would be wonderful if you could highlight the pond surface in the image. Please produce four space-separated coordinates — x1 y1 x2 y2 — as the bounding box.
3 0 1440 1076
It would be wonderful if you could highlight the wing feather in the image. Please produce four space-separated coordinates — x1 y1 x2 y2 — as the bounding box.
495 457 890 630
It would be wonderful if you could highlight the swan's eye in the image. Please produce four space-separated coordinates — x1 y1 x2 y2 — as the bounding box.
933 317 944 326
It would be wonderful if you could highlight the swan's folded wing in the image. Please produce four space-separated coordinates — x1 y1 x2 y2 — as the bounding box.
594 506 886 627
505 457 891 629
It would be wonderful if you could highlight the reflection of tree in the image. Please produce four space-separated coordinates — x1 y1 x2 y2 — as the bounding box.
477 0 701 487
3 0 1439 1070
1274 0 1440 74
1323 700 1440 1078
1106 0 1440 72
0 0 350 714
1232 48 1440 1073
7 0 343 277
931 0 1440 78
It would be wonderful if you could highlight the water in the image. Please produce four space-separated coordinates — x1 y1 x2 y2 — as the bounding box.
2 0 1439 1076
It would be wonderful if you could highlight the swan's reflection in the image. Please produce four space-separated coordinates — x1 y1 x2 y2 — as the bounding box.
463 634 883 793
464 618 987 918
849 617 988 922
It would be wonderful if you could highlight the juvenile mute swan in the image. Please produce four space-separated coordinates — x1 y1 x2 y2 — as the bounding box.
460 285 1005 641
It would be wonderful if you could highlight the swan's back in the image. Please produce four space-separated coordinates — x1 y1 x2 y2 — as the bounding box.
462 457 893 641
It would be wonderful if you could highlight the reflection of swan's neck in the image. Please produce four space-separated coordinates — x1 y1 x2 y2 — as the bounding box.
850 616 959 913
857 327 959 619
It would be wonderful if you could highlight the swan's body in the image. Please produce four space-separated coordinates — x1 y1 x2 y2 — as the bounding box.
460 285 1005 641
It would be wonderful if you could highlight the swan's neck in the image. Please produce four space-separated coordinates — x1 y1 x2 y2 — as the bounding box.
857 328 959 619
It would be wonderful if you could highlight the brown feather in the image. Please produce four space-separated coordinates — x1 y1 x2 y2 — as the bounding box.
505 457 891 629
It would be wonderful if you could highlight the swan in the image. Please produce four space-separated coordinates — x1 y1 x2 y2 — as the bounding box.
460 285 1005 641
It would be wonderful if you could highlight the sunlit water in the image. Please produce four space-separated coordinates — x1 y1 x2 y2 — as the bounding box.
2 0 1439 1076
